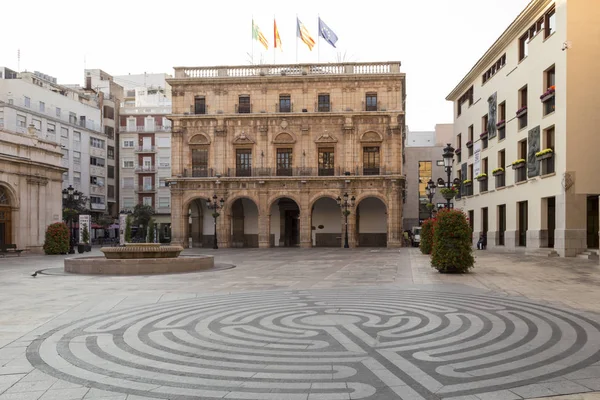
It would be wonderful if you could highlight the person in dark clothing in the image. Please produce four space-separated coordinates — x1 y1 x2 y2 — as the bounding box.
477 233 487 250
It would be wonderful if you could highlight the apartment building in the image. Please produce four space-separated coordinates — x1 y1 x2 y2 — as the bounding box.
403 124 453 230
0 69 109 223
116 74 173 239
446 0 600 258
166 62 405 248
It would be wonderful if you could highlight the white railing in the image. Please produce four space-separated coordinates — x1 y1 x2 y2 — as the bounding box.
174 62 401 79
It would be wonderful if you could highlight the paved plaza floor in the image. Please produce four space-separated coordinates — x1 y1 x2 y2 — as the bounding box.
1 248 600 400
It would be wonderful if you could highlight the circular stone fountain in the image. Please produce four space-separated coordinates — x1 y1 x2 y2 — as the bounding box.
64 243 214 275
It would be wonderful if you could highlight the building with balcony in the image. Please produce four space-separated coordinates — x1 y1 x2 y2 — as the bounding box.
446 0 600 258
0 68 109 222
403 124 453 230
117 73 173 239
166 62 406 248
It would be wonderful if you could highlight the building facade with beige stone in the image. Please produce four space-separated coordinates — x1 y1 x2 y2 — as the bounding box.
166 62 406 248
446 0 600 258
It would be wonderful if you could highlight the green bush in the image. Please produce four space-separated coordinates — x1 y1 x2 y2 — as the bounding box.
43 222 70 255
81 223 90 244
147 218 155 243
419 219 435 255
431 208 474 273
125 215 132 243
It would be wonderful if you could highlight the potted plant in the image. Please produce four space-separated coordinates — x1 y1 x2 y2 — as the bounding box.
463 179 472 186
43 222 70 255
511 158 526 169
535 148 554 160
516 106 528 117
125 215 132 243
480 131 488 139
466 140 473 148
431 209 474 273
77 243 85 254
476 173 487 181
540 86 555 102
496 120 506 129
81 223 91 252
426 203 435 211
440 187 458 200
492 167 505 176
419 218 435 255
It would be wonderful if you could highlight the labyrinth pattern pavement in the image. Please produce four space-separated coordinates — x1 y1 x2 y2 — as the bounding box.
26 288 600 399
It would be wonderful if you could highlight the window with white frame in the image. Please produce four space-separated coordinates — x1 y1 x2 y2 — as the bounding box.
158 197 170 209
144 116 155 131
123 197 134 209
126 118 136 131
157 137 170 148
17 115 26 128
90 156 105 167
47 123 56 138
122 159 134 168
56 107 61 117
39 101 45 112
143 197 152 206
73 131 81 142
32 119 41 133
62 172 69 182
73 171 81 185
122 139 135 148
73 151 81 165
90 176 105 186
90 196 105 205
24 96 30 108
122 177 134 188
61 149 69 158
159 178 167 188
90 137 105 149
61 127 69 138
158 157 171 168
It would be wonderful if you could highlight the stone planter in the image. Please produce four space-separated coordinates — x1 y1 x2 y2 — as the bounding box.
466 142 473 148
516 109 527 117
540 92 555 103
536 153 553 160
476 176 488 182
493 170 505 177
480 133 488 140
101 243 183 259
512 162 525 170
496 122 506 129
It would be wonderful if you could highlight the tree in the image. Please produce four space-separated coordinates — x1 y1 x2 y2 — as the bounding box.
147 218 155 243
43 223 70 255
431 208 474 273
419 219 435 255
132 204 155 241
125 215 132 243
81 223 90 244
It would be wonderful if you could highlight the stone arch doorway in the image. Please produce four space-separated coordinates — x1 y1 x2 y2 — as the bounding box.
270 197 300 247
187 197 213 248
356 197 387 247
0 186 12 245
230 198 259 248
311 197 341 247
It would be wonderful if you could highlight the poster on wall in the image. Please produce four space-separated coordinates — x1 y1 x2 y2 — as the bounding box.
473 141 482 178
119 214 127 246
78 214 91 244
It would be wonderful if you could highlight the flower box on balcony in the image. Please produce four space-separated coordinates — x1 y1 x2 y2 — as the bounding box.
455 148 462 155
496 120 506 129
463 179 472 186
540 86 555 102
466 141 473 148
511 159 526 169
480 131 488 139
535 148 554 160
492 168 505 176
516 106 528 117
476 173 488 181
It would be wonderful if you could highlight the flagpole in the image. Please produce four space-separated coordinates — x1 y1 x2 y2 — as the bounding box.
273 15 276 65
295 14 298 64
317 15 320 63
251 17 254 64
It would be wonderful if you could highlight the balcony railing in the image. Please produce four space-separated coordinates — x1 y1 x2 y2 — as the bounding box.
135 166 157 173
174 62 401 79
134 146 157 153
135 185 156 193
120 125 171 133
90 203 106 210
183 166 400 178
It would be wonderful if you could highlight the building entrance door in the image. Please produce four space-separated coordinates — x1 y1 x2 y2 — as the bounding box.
587 196 599 249
518 201 528 247
284 210 299 247
547 197 556 248
0 187 11 245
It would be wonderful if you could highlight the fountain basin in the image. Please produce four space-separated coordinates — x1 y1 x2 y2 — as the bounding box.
64 255 214 275
101 243 183 259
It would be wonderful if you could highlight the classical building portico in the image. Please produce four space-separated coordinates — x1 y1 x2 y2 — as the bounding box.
166 62 406 248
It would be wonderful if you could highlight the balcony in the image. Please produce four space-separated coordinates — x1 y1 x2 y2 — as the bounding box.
120 125 171 133
135 166 157 173
183 166 400 178
134 146 157 153
90 203 106 211
135 185 156 193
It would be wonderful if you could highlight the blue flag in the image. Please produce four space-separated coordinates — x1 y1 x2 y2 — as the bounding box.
318 17 338 48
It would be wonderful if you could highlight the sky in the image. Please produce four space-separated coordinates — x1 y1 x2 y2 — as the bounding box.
1 0 530 131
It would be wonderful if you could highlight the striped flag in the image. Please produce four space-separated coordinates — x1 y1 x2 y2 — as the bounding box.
296 18 315 51
252 19 269 50
274 19 282 51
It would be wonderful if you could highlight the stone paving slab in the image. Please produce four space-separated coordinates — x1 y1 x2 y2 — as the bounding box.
1 248 600 399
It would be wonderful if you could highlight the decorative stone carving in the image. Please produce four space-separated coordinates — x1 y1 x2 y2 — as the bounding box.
314 134 338 144
360 131 383 142
189 133 211 144
487 92 497 139
528 126 540 178
233 132 255 145
273 132 296 144
280 120 289 130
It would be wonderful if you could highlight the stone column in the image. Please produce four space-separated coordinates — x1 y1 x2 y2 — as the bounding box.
258 212 271 248
299 193 311 248
170 189 186 247
348 210 357 248
554 191 587 257
218 211 231 248
386 182 403 248
190 215 202 248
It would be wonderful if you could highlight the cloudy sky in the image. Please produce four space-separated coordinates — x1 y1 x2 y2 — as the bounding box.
1 0 529 130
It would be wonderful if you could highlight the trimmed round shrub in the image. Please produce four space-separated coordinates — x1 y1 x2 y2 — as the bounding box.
431 208 474 273
419 219 435 255
43 222 70 255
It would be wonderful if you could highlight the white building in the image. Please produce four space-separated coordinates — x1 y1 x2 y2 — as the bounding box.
446 0 600 258
0 69 110 222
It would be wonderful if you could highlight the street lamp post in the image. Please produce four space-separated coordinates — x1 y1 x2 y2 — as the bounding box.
62 185 82 254
436 143 462 209
426 178 436 218
206 195 225 249
336 193 356 249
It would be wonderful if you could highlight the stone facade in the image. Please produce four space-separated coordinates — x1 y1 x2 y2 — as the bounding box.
0 127 66 252
167 62 406 248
